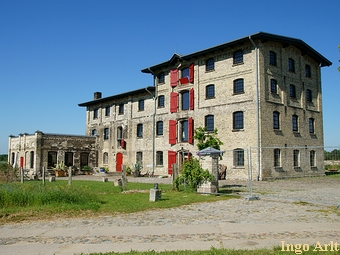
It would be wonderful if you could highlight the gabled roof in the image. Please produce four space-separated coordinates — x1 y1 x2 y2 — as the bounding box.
141 32 332 74
78 86 155 107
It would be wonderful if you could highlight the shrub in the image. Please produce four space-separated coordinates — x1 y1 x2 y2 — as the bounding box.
174 158 214 191
0 163 18 183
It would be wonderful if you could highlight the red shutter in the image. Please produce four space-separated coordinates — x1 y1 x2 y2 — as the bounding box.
168 150 177 175
188 117 193 144
120 139 125 149
170 92 178 113
189 63 194 83
189 88 194 110
169 120 177 145
170 69 178 87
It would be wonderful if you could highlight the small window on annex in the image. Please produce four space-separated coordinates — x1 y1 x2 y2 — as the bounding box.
48 151 57 168
136 152 143 166
30 151 34 169
103 152 108 165
206 58 215 71
65 152 74 167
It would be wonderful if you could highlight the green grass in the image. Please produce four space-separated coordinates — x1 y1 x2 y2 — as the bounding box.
79 246 340 255
0 180 238 223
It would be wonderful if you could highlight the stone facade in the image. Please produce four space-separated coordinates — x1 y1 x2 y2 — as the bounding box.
10 32 330 180
8 131 96 176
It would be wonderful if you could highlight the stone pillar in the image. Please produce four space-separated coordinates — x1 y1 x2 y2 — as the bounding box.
150 183 161 202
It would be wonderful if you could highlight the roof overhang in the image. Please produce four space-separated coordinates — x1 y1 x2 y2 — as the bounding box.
141 32 332 74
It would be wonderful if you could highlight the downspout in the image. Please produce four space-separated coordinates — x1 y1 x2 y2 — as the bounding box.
249 36 261 181
146 68 157 176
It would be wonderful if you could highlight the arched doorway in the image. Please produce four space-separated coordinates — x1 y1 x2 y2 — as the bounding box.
116 152 123 172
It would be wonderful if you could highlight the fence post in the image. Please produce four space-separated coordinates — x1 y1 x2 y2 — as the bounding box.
68 166 72 186
20 167 24 183
245 147 259 201
42 167 45 185
122 165 127 191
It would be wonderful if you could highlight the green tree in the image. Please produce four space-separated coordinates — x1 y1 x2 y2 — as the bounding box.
0 154 8 162
193 127 223 150
174 158 214 190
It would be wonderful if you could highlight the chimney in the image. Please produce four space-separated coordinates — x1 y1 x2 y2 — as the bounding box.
94 92 102 100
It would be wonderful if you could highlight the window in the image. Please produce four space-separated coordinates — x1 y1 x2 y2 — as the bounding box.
103 152 108 164
293 150 300 167
156 151 163 166
270 79 277 93
205 115 214 132
306 89 312 102
290 84 296 98
273 111 280 130
138 99 144 111
117 126 123 139
233 111 244 130
233 50 243 64
91 129 97 136
118 104 124 114
309 118 315 133
48 151 57 168
156 121 163 136
305 65 311 78
65 152 73 167
269 51 277 66
158 72 165 83
181 91 189 110
234 148 244 167
274 149 281 167
136 151 143 165
206 84 215 99
292 115 298 132
233 79 244 94
80 153 89 168
310 150 316 167
93 109 98 119
104 128 109 140
288 58 295 72
137 124 143 138
180 120 188 142
30 151 34 168
158 95 165 108
206 58 215 71
105 106 110 116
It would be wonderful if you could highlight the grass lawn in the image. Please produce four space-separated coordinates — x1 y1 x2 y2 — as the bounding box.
0 180 238 223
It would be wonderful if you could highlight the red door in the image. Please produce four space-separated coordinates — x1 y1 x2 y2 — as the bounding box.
20 157 24 168
116 153 123 172
168 151 177 175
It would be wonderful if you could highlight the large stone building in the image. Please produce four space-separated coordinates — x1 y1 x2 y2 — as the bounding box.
8 131 96 176
78 32 331 180
8 32 332 180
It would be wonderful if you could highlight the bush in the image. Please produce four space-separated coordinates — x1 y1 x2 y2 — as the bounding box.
174 158 214 191
0 163 18 183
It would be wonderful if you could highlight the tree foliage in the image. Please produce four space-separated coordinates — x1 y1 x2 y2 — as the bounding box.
0 163 18 183
0 154 8 162
174 158 214 191
193 127 223 150
324 149 340 160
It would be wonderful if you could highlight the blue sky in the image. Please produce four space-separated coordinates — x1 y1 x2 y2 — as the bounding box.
0 0 339 154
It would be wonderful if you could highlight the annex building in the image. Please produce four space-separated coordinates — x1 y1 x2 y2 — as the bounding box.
9 32 332 180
